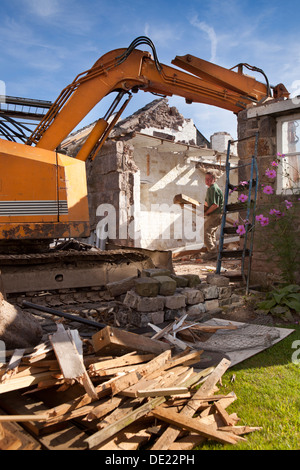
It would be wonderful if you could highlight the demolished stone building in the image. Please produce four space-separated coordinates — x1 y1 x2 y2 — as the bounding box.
237 95 300 285
62 98 238 252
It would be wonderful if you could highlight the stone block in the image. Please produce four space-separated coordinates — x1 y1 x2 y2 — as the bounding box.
106 275 137 297
165 308 186 321
170 274 189 287
205 299 220 310
134 277 159 297
142 268 171 278
150 311 165 325
123 290 164 312
181 274 201 287
186 303 207 316
218 286 233 299
153 276 177 296
164 294 186 310
128 310 164 328
198 283 219 300
206 274 230 287
182 288 205 305
219 294 243 306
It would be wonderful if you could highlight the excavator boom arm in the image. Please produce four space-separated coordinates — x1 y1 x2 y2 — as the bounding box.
28 39 273 158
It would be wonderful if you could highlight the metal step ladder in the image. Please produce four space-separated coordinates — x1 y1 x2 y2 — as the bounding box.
216 132 259 293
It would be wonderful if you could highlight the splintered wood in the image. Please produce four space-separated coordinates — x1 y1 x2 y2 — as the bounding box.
0 323 261 450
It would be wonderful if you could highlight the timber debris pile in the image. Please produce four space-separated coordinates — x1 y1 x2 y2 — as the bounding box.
0 320 261 450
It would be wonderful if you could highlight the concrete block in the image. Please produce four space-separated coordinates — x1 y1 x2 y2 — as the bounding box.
182 288 205 305
164 293 186 310
181 274 201 287
170 274 189 287
153 276 177 296
134 277 159 297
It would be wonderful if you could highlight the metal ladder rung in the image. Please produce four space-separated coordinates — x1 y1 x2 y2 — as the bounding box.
216 133 259 294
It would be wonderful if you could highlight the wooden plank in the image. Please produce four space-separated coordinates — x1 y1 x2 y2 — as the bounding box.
219 425 262 435
0 414 49 422
42 350 171 422
110 350 171 396
0 370 60 394
50 324 98 400
0 349 25 383
151 405 238 445
173 194 201 206
148 323 190 350
95 419 154 451
0 419 41 450
214 401 238 426
85 367 214 449
89 352 155 376
85 397 124 422
136 387 189 397
85 395 166 449
151 358 231 450
92 326 170 355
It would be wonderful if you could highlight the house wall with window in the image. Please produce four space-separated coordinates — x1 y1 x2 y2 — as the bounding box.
237 98 300 286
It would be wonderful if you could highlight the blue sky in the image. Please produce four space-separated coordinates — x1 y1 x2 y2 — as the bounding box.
1 0 300 141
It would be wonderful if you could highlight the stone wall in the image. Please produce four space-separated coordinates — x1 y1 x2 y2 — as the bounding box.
237 104 300 285
86 140 138 246
120 268 237 328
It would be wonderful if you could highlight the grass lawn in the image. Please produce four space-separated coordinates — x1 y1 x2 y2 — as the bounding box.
197 323 300 450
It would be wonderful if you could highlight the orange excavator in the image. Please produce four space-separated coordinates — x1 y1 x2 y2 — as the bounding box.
0 36 289 254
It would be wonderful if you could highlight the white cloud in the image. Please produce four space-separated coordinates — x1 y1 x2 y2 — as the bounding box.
189 16 217 62
25 0 61 18
143 22 182 49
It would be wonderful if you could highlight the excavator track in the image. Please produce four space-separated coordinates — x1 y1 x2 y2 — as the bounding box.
0 245 155 296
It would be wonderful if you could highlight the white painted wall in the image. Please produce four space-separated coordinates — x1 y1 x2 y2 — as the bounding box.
133 146 229 250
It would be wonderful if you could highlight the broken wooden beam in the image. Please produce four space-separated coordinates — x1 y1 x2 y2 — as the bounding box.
50 324 98 400
92 325 170 356
151 357 231 450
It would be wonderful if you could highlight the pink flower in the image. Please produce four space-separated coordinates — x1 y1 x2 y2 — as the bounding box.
236 225 246 235
284 199 293 209
260 217 269 226
238 193 248 202
265 168 277 179
277 152 286 158
271 161 279 167
269 208 283 218
239 181 248 186
256 214 265 222
263 185 274 195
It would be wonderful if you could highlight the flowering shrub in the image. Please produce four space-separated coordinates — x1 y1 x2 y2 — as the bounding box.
230 153 300 284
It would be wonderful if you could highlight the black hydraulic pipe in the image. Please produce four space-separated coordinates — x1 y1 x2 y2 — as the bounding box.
22 300 106 330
